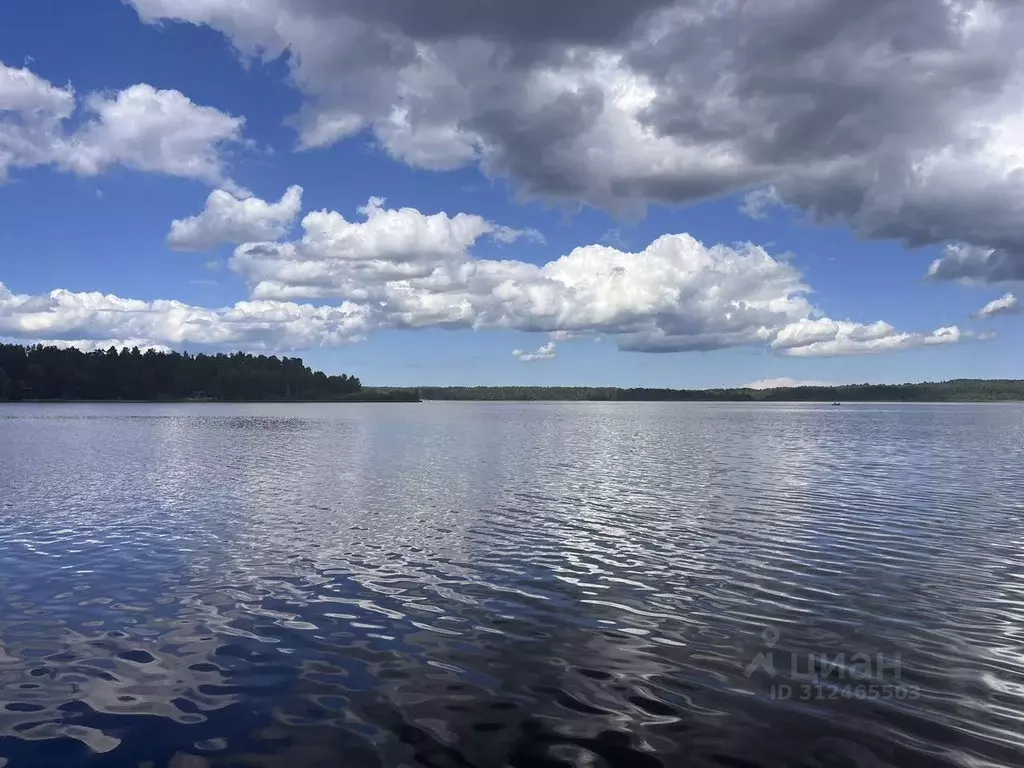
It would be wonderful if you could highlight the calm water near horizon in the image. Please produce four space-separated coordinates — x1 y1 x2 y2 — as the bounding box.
1 401 1023 767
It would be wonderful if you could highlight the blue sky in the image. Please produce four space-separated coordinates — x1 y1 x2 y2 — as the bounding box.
1 0 1021 387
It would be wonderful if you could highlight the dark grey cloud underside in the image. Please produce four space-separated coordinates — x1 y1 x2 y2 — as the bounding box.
429 0 1024 282
297 0 675 45
929 248 1024 284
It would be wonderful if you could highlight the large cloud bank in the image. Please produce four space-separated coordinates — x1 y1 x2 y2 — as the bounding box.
124 0 1024 283
1 195 966 356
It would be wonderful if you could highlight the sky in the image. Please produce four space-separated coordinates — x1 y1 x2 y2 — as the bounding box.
0 0 1022 388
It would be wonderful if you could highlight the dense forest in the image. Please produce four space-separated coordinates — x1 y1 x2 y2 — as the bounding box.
413 381 1024 402
0 344 416 402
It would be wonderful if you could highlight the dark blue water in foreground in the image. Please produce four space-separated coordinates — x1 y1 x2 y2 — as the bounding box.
1 402 1024 767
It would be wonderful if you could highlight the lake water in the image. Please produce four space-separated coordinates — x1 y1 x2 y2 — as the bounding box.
1 402 1023 767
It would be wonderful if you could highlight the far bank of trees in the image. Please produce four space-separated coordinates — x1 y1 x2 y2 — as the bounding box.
0 344 367 401
2 343 1020 403
413 381 1024 402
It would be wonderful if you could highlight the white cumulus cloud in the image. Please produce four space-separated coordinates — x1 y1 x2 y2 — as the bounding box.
972 292 1020 318
63 84 245 187
0 281 371 352
772 320 964 358
221 198 970 358
168 186 304 251
0 60 245 186
513 341 556 362
0 61 75 179
228 198 815 346
231 197 546 306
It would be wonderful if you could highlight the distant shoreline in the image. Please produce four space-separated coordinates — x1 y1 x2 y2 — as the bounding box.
4 395 1023 404
402 381 1024 403
2 400 1020 405
2 343 1021 403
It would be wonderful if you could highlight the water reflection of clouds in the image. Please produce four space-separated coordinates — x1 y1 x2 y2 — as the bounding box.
0 407 302 756
3 402 1024 766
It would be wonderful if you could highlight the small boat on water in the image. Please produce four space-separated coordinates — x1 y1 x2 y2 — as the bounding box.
832 401 841 406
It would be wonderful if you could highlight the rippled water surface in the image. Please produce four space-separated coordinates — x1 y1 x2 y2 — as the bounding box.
2 402 1024 767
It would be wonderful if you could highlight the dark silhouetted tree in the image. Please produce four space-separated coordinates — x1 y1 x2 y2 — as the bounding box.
0 344 367 401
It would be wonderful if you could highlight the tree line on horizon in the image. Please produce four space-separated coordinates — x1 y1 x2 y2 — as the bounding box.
1 343 1021 402
0 344 370 401
412 380 1024 401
